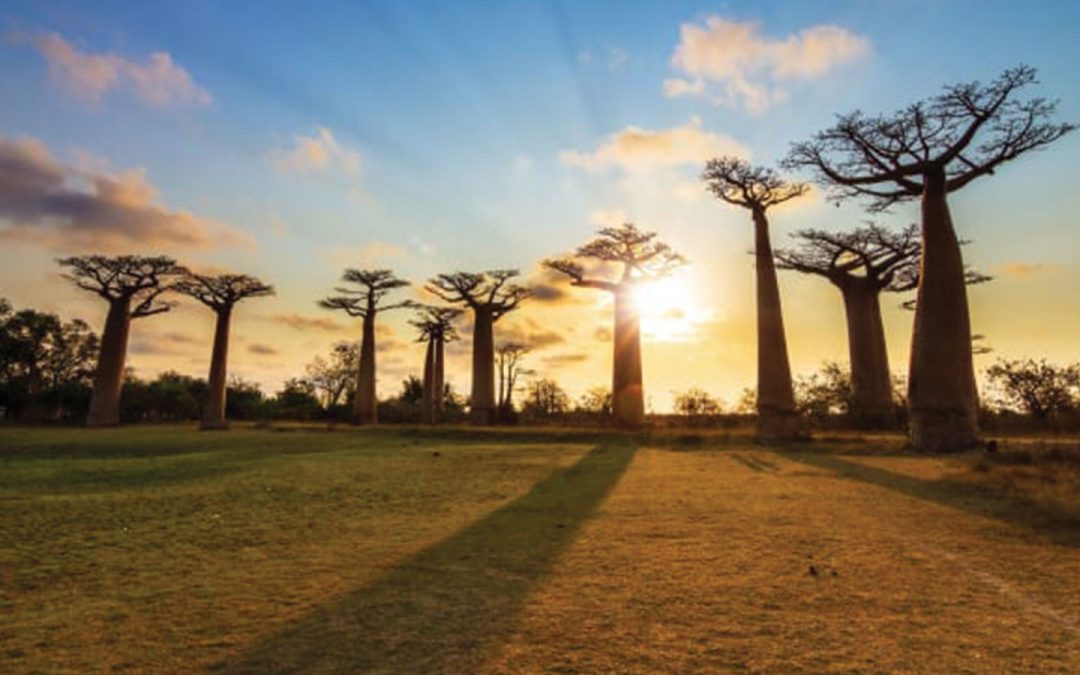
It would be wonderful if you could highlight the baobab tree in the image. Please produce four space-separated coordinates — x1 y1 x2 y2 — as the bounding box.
174 273 274 430
784 65 1074 451
774 224 918 429
58 255 184 426
410 306 461 424
702 158 808 440
545 223 685 428
319 269 412 424
426 271 530 425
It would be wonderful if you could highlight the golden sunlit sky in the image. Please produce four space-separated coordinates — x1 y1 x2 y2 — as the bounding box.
1 1 1078 411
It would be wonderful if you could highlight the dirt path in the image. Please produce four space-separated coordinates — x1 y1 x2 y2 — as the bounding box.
484 447 1080 673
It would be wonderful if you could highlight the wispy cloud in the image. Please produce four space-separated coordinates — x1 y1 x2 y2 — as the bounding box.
261 313 350 333
0 135 249 251
322 241 406 268
560 117 747 172
664 17 869 112
270 127 361 176
997 262 1056 278
27 32 211 107
248 343 279 356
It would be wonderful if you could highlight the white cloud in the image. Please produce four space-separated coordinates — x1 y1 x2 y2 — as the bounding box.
270 127 361 176
30 32 211 107
606 46 629 71
665 17 869 112
560 117 748 172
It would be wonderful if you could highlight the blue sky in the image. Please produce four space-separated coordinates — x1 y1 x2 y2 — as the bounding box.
1 0 1078 408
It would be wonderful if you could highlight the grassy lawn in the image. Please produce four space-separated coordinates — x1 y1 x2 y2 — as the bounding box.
2 425 1079 672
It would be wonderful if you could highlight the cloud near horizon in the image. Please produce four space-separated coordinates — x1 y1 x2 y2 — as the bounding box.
664 17 869 112
560 117 748 172
0 135 250 251
270 127 361 176
28 32 211 106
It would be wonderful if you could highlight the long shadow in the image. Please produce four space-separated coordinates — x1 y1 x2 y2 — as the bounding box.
219 442 637 673
778 450 1080 548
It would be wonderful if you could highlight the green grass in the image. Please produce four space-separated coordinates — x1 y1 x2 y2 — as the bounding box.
2 425 1079 672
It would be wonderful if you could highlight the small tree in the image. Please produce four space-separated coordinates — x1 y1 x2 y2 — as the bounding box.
522 378 570 420
986 358 1079 425
545 223 685 428
175 273 274 430
496 341 532 418
58 255 184 426
305 342 360 411
576 387 613 418
426 271 530 425
320 269 413 424
673 388 722 426
410 306 461 424
785 66 1074 451
702 158 807 440
794 362 855 426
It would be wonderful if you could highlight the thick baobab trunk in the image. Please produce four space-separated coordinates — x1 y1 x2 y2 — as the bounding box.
87 297 132 427
840 282 895 429
353 313 377 425
753 209 799 440
470 308 496 425
612 287 645 428
908 167 979 452
434 339 445 416
422 337 436 424
202 307 232 430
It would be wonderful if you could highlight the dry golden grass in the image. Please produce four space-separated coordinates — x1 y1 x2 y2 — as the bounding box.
2 426 1079 673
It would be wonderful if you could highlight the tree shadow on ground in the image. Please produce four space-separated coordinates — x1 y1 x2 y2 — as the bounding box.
778 450 1080 548
218 442 637 673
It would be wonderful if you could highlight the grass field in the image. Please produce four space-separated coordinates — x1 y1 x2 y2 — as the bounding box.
2 425 1079 672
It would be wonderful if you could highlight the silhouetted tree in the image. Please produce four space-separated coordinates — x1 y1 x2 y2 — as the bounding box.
426 271 529 425
411 306 461 424
496 341 532 417
702 158 807 440
320 269 412 425
576 387 612 418
794 362 855 425
58 255 184 426
305 341 360 411
175 273 274 430
273 378 321 421
775 224 916 428
986 358 1079 424
0 301 98 420
522 378 570 419
776 224 991 429
673 388 722 426
785 66 1074 451
545 223 685 428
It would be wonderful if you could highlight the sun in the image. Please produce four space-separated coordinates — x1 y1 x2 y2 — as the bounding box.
631 273 714 342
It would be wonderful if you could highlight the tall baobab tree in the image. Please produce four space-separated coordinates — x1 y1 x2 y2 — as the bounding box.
545 223 685 429
319 269 412 424
58 255 184 426
702 158 808 440
174 273 274 430
410 306 460 424
426 271 530 425
784 65 1074 451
